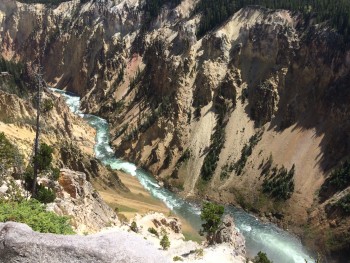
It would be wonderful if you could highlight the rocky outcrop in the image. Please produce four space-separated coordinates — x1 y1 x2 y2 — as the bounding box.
214 215 245 255
122 212 247 263
0 222 170 263
1 0 350 259
47 169 120 234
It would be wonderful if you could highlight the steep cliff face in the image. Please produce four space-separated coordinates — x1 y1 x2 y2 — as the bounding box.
1 0 350 260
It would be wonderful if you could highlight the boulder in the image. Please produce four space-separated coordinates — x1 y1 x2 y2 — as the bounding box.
0 184 8 195
0 222 171 263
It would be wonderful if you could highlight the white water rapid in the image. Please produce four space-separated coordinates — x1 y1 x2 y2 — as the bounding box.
52 88 315 263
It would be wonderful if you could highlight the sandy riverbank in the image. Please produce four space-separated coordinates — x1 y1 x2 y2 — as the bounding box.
92 171 203 242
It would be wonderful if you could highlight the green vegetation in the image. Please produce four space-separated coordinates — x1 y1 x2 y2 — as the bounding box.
130 221 138 232
160 233 171 250
234 131 263 175
177 149 191 164
23 143 59 203
42 98 54 113
143 0 181 22
194 248 204 258
253 251 273 263
0 132 23 173
200 202 224 244
200 84 237 181
173 256 183 261
148 227 159 237
260 154 273 177
200 122 225 181
33 143 53 172
220 131 262 179
200 104 228 181
262 164 295 200
123 96 173 142
320 160 350 200
36 184 56 204
0 200 74 234
194 0 350 43
170 149 192 179
0 57 27 97
334 194 350 216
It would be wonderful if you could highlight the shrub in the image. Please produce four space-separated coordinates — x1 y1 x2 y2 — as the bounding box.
253 251 273 263
0 132 23 171
173 256 183 261
42 98 54 113
50 167 60 181
195 248 204 258
35 185 56 204
160 234 170 250
148 227 159 237
130 221 138 233
0 199 74 234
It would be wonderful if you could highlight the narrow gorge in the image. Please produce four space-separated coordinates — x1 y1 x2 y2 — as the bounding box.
0 0 349 262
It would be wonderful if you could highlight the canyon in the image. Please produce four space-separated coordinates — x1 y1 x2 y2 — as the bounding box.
0 0 349 261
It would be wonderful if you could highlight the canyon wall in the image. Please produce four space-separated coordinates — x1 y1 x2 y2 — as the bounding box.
0 0 349 260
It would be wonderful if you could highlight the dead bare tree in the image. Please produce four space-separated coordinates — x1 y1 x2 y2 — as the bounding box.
32 69 44 196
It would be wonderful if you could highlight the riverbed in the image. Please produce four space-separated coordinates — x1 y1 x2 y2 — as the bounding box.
52 88 315 263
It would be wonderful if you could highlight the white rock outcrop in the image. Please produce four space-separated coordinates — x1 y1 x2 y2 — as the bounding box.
0 222 171 263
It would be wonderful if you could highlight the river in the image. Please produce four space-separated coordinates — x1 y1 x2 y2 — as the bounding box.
52 88 315 263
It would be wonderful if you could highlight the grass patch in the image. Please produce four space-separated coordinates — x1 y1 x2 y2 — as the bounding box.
183 230 203 243
114 204 138 213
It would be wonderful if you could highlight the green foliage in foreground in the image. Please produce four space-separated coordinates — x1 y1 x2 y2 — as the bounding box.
200 202 224 243
0 200 74 234
253 251 273 263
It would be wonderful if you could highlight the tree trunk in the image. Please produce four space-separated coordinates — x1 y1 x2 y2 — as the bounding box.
32 73 42 196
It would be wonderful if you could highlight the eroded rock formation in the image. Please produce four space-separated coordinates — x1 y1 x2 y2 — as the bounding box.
0 0 349 259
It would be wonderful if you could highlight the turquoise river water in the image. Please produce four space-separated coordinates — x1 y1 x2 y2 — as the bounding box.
52 88 315 263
